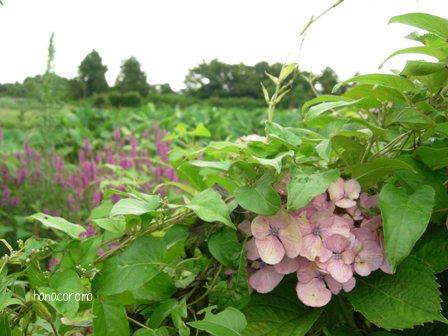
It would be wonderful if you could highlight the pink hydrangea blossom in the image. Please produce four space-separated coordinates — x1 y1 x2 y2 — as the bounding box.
328 178 361 208
251 210 302 265
318 234 354 283
249 262 284 294
297 207 352 263
244 177 390 307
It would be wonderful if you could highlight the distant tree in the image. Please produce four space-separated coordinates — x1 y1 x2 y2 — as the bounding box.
78 50 109 98
115 57 150 97
316 67 340 94
22 74 71 101
152 83 174 94
0 82 28 98
184 59 322 107
184 59 261 99
67 78 84 100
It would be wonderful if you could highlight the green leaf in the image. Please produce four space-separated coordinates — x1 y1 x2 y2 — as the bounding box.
209 245 250 309
385 108 434 130
59 236 102 269
287 169 339 211
304 99 362 120
346 257 447 330
148 299 179 328
333 74 415 93
412 226 448 273
110 196 160 217
331 135 365 166
265 121 301 147
28 213 85 239
132 272 176 301
242 282 321 336
380 46 448 67
349 158 414 188
0 312 11 336
414 146 448 170
185 189 233 228
208 227 241 268
93 217 126 234
90 200 114 219
205 141 244 153
394 157 448 223
190 160 232 171
93 297 130 336
302 95 352 112
171 299 190 336
401 60 446 76
93 236 165 295
133 328 170 336
188 307 247 336
252 151 294 174
235 172 281 216
148 299 190 336
390 13 448 39
379 181 435 270
190 123 211 137
37 269 84 318
435 122 448 137
279 63 297 80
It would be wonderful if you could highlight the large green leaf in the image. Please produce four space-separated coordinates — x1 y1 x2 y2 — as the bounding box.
188 307 247 336
242 282 321 336
185 189 233 228
265 121 301 147
304 99 362 120
37 269 84 318
394 157 448 224
331 135 365 166
401 60 446 77
302 95 352 112
385 108 434 130
208 227 241 268
93 297 130 336
190 160 232 171
252 151 294 174
346 257 446 330
28 213 85 239
110 196 160 217
414 146 448 170
349 158 414 188
333 74 415 93
235 173 281 216
59 236 102 269
132 272 176 302
287 169 339 211
412 226 448 273
0 313 11 336
133 328 170 336
93 236 165 295
390 13 448 39
93 217 126 234
380 46 448 67
209 240 250 309
379 181 435 270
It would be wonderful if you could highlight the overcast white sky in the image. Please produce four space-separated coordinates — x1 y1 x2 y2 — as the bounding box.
0 0 446 90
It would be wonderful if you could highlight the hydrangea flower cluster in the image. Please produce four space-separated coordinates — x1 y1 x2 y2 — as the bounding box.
244 178 392 307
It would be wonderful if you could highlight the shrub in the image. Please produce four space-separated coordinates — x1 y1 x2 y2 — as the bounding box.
107 91 142 107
